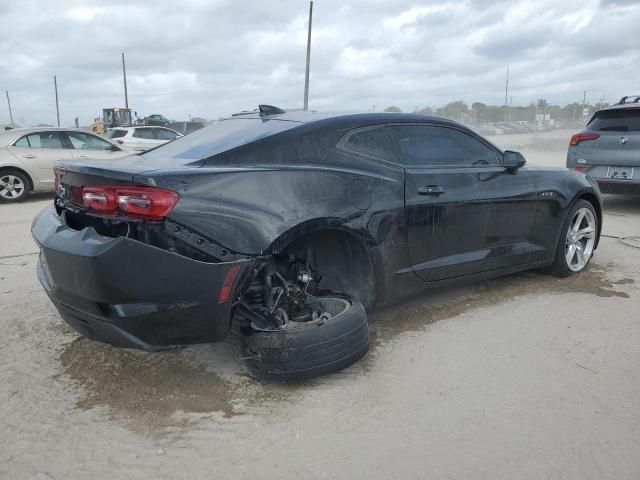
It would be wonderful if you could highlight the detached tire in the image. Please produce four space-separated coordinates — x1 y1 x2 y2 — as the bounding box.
242 297 369 382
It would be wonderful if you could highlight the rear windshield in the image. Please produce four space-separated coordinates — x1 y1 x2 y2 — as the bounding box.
107 129 127 139
588 109 640 132
141 118 301 160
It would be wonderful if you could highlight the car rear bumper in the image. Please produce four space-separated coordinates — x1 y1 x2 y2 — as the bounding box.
32 206 254 351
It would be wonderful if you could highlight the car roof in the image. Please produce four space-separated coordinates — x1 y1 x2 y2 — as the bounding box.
601 104 640 111
598 95 640 112
109 126 175 130
224 109 464 130
0 127 111 144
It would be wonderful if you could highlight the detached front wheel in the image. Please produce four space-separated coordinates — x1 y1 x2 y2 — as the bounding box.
242 296 369 382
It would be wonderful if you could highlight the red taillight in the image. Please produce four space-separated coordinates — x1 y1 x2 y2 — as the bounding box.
219 265 241 303
115 188 178 219
82 187 117 212
81 185 178 220
573 166 587 173
570 133 600 146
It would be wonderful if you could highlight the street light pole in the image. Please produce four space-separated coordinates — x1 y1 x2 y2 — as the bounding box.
5 90 14 126
303 1 313 110
53 76 60 127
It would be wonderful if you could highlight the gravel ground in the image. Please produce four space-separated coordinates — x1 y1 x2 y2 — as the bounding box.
1 132 639 479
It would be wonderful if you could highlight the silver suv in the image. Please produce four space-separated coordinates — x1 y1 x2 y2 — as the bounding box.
567 95 640 194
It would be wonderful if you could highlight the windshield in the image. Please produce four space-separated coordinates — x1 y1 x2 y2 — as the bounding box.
141 118 301 160
588 109 640 132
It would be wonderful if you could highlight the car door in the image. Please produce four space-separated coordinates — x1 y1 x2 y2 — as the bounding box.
390 124 538 282
129 128 156 151
65 131 128 160
7 131 73 188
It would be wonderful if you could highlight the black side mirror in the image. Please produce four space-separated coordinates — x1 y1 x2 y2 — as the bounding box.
503 150 526 172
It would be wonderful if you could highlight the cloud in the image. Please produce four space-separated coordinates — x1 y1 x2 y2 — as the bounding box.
0 0 638 126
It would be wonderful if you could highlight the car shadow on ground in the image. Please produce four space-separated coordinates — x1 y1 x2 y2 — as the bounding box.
603 194 640 214
23 192 55 204
51 252 635 437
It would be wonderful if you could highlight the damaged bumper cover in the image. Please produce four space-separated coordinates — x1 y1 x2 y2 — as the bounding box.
32 207 255 351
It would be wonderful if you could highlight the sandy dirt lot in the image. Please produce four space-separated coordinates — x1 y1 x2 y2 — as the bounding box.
1 131 639 479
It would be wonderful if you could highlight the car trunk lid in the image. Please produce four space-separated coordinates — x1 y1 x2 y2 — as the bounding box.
56 154 205 188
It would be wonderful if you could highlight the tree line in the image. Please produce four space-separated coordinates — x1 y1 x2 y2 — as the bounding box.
383 99 610 124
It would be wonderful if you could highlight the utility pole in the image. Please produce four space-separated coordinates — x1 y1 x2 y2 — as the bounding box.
504 66 509 121
122 52 129 109
5 90 14 126
509 96 513 122
53 76 60 127
303 1 313 110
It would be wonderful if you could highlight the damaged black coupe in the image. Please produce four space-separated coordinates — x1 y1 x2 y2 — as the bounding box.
32 107 602 381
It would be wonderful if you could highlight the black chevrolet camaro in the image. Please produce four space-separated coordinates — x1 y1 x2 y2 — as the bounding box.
32 106 602 380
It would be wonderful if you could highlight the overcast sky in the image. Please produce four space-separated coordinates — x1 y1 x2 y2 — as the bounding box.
1 0 638 126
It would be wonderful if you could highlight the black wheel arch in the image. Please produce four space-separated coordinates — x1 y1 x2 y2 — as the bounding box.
268 220 385 309
576 191 602 247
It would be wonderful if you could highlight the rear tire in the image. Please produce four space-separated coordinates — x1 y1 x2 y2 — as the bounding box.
547 199 598 277
0 170 29 203
242 297 369 382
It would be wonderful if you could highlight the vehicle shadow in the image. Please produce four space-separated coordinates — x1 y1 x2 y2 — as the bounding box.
24 192 55 203
603 194 640 214
53 252 636 437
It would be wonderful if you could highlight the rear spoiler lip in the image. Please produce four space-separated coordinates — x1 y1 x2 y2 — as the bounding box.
54 158 206 186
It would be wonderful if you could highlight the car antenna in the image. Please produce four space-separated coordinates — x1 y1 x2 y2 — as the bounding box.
258 105 286 115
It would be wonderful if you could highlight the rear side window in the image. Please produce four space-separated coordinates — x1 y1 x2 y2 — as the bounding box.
141 118 302 160
588 109 640 132
108 129 127 139
67 132 114 151
339 126 397 162
133 128 155 139
389 125 500 167
14 131 66 149
153 128 179 140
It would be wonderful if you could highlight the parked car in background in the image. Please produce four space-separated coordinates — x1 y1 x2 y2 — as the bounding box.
0 128 129 202
33 107 602 380
107 126 182 152
567 95 640 194
166 121 205 136
142 114 171 126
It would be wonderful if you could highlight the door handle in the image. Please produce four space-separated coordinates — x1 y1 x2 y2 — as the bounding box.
23 154 36 159
417 185 446 195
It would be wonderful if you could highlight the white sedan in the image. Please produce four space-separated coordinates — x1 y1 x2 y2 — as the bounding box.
107 126 182 153
0 128 130 202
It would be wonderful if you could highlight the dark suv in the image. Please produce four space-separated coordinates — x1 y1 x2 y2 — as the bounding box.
567 95 640 194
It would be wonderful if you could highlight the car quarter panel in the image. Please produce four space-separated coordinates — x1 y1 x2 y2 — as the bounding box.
140 126 409 306
526 167 602 261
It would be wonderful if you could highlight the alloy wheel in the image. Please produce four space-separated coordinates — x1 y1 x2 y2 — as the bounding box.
565 207 596 272
0 174 26 200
